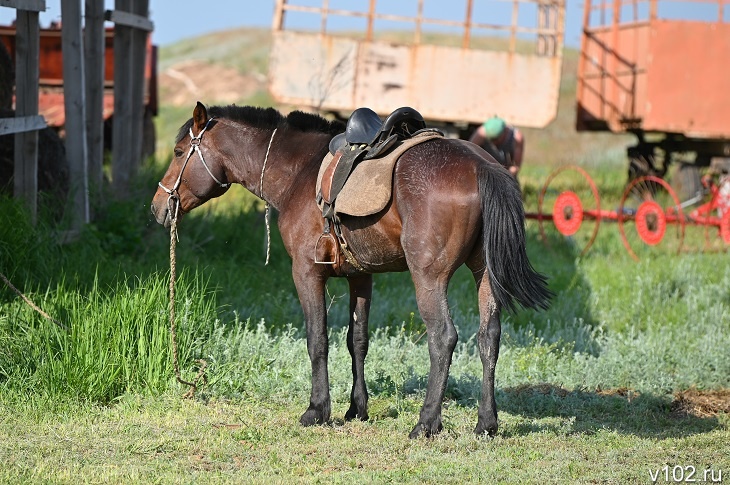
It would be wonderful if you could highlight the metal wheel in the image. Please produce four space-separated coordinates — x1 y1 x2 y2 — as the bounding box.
536 165 601 257
618 175 685 260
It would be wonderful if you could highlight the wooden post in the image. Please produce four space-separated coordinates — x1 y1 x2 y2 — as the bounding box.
84 0 105 204
111 0 133 193
129 0 149 167
13 7 41 222
109 0 152 194
61 0 90 228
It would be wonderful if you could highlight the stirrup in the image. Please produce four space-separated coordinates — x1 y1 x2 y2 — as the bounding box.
315 232 339 265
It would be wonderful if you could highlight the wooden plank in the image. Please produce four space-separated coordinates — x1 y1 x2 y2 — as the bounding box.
0 0 46 12
13 9 40 221
128 0 149 166
111 0 133 192
104 9 153 32
85 0 105 199
0 115 46 135
61 0 89 227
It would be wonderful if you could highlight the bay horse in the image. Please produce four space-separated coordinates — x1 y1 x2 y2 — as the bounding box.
151 102 551 438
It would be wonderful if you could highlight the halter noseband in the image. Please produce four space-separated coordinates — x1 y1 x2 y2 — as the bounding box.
158 118 229 200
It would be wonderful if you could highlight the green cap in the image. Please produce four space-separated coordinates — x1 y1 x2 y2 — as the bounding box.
483 117 505 139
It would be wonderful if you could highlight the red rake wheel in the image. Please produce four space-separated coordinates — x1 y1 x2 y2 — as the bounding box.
635 201 667 245
721 211 730 245
537 165 601 256
553 191 584 236
618 175 685 261
704 176 730 251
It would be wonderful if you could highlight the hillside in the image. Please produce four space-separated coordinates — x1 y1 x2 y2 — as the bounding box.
156 27 631 167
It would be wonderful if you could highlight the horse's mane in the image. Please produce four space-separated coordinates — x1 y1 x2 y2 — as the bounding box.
175 105 344 143
284 110 344 136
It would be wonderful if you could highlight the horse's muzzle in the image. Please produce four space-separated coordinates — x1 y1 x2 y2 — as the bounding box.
151 201 174 228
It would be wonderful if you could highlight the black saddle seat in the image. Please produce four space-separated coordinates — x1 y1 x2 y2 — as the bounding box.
328 106 427 155
346 107 383 145
379 106 426 141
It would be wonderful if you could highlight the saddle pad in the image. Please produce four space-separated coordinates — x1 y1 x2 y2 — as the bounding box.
316 131 443 217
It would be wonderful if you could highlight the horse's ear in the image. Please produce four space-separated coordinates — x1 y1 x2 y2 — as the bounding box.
193 101 208 131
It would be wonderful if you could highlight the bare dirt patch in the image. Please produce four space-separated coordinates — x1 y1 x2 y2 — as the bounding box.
671 388 730 418
508 384 730 419
159 60 264 107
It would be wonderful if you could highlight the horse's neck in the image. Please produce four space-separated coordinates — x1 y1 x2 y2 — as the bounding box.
227 124 326 210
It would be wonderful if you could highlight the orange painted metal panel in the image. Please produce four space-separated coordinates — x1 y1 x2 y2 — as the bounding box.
577 23 651 132
643 20 730 137
576 1 730 139
0 25 156 128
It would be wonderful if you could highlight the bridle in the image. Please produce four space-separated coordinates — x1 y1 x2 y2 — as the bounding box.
158 118 229 219
158 117 279 265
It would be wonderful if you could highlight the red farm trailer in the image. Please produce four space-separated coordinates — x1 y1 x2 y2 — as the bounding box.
531 0 730 259
576 0 730 187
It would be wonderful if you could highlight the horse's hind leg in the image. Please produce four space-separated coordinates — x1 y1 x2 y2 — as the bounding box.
345 274 372 421
471 267 501 437
408 273 458 439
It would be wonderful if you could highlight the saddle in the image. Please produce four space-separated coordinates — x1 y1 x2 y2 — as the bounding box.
315 107 431 267
319 107 426 211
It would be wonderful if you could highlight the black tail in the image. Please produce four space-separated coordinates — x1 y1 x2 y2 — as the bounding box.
478 162 552 313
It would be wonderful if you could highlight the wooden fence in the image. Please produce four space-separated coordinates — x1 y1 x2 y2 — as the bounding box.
0 0 152 229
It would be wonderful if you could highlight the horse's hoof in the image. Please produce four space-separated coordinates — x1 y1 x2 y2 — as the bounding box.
474 419 498 437
344 406 369 422
300 408 327 427
408 420 442 439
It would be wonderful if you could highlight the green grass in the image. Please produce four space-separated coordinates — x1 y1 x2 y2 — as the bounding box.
0 28 728 483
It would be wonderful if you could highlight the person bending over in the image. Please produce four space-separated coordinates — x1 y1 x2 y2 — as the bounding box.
469 116 524 178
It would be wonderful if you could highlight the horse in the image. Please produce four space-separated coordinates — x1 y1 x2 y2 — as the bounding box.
151 102 552 438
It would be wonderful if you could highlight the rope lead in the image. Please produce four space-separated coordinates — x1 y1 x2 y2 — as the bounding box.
168 201 207 398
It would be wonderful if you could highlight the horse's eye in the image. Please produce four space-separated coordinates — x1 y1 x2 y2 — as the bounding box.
174 148 183 158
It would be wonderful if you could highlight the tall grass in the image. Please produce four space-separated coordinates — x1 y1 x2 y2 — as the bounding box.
0 185 217 401
0 266 216 401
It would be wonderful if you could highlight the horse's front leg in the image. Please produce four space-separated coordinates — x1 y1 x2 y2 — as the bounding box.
293 267 331 426
409 276 458 438
344 274 372 421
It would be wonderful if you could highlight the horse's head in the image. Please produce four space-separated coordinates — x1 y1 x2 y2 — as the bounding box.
151 102 231 227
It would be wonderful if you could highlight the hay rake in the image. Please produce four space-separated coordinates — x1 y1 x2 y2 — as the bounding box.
527 165 730 260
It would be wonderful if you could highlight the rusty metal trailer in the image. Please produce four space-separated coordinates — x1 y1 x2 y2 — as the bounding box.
269 0 565 134
576 0 730 188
